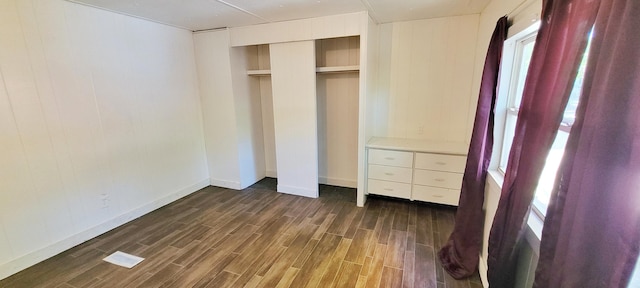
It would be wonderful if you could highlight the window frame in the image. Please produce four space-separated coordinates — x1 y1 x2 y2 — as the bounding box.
498 29 538 175
495 22 590 220
493 22 551 217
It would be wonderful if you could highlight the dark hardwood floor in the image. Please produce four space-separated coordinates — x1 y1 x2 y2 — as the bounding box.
0 178 483 288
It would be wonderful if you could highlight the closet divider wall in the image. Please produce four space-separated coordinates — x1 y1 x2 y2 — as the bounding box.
270 41 319 197
194 30 244 189
229 45 267 188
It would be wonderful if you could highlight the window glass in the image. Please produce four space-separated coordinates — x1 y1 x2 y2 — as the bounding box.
513 38 535 108
531 43 590 216
498 26 591 217
630 258 640 287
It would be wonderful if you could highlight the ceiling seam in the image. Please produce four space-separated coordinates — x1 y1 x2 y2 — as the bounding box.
64 0 193 31
215 0 271 22
358 0 380 23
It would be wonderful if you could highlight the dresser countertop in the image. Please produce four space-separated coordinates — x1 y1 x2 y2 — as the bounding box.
366 137 468 155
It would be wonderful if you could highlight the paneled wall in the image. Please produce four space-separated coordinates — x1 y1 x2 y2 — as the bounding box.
229 46 267 188
373 15 480 143
316 37 360 188
0 0 208 278
317 73 359 187
194 31 268 190
193 30 242 188
259 77 277 178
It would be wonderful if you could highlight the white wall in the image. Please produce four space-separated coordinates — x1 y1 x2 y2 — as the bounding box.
195 30 268 190
193 30 243 189
255 46 277 179
316 72 359 188
316 37 360 188
468 0 541 138
230 12 363 47
260 77 277 178
230 46 267 188
0 0 208 279
360 15 380 206
373 15 480 143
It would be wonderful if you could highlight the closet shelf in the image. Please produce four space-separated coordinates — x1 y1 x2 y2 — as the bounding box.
247 69 271 76
315 65 359 74
248 66 359 76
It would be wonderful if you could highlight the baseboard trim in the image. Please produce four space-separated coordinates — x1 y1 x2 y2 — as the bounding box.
210 178 242 190
277 184 318 198
479 255 489 288
318 176 357 188
0 178 210 281
265 170 277 178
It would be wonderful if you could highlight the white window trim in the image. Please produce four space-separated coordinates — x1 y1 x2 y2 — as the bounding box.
497 27 538 174
490 22 543 250
487 170 542 252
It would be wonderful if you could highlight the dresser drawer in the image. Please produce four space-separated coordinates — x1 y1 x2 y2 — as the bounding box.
413 170 463 189
412 185 460 206
368 165 412 183
368 179 411 198
415 153 466 173
368 149 413 168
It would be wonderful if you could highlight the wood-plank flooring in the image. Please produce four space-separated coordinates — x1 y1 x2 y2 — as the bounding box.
0 178 483 288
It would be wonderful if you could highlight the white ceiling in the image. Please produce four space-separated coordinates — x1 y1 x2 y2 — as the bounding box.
67 0 491 31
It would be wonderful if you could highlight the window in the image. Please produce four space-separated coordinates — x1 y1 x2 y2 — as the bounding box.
497 23 590 217
631 259 640 287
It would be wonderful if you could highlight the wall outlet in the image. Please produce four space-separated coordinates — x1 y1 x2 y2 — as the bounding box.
100 193 110 208
417 125 425 135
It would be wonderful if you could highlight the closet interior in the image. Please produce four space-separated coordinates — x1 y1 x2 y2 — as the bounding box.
240 36 361 191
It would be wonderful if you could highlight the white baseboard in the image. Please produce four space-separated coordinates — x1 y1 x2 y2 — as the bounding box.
210 178 242 190
479 255 489 288
318 176 357 188
0 178 210 281
259 173 356 189
277 184 318 198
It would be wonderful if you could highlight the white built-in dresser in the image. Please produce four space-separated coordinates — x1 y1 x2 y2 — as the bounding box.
366 137 469 206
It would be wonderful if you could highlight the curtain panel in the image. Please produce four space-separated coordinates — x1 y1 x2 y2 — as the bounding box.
437 16 507 279
487 0 599 286
534 0 640 286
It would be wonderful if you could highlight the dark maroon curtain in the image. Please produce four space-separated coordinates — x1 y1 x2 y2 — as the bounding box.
437 16 507 279
487 0 599 286
534 0 640 286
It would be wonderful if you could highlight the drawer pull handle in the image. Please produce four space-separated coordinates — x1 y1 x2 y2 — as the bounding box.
435 161 447 165
435 178 445 182
384 188 394 191
384 173 394 176
384 157 395 160
433 195 444 198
